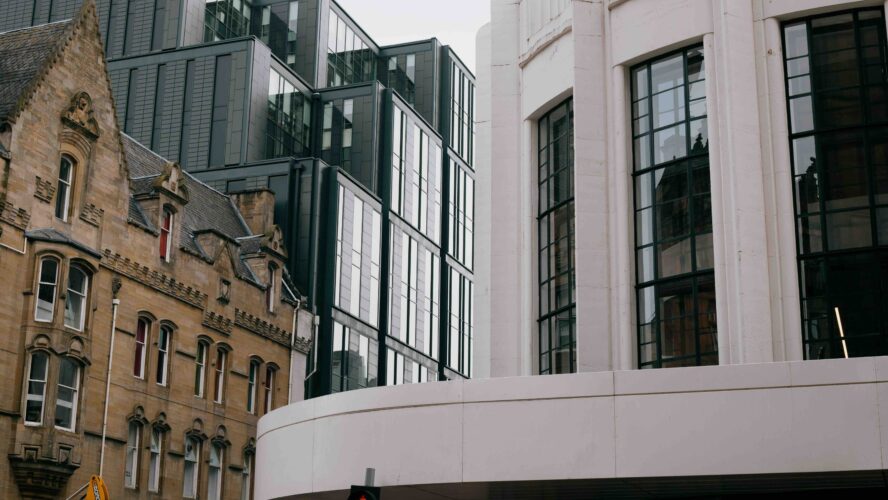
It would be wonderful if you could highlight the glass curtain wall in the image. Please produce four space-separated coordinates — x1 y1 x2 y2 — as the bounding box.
631 46 717 369
205 0 253 41
783 8 888 359
255 1 300 69
537 99 576 374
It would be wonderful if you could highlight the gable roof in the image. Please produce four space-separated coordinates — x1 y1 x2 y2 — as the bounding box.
0 20 74 123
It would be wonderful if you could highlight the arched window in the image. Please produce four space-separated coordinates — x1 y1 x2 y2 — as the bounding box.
34 257 59 322
183 435 200 498
148 427 163 493
63 265 89 331
241 452 253 500
55 156 74 221
54 357 80 431
24 351 49 425
195 340 209 398
124 420 141 488
155 324 172 386
263 365 276 415
266 263 278 313
207 442 225 500
134 317 150 379
247 359 259 414
213 347 228 404
160 208 174 262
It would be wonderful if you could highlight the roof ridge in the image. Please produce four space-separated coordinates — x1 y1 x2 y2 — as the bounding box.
0 19 71 36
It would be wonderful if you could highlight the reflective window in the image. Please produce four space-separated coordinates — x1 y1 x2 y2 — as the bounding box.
783 9 888 359
160 208 173 262
204 0 252 41
386 53 418 104
34 258 58 322
447 269 473 377
256 1 300 70
538 99 576 374
266 69 311 159
54 358 79 431
632 46 717 368
387 349 438 386
247 360 259 414
450 63 475 165
389 226 440 360
333 186 382 327
213 347 227 404
134 317 149 379
330 322 378 393
241 453 253 500
326 10 375 87
390 105 442 244
64 265 88 331
208 443 224 500
24 352 48 425
448 161 474 268
195 341 208 397
263 365 276 414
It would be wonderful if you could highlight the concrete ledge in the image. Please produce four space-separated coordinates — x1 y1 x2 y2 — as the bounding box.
257 358 888 499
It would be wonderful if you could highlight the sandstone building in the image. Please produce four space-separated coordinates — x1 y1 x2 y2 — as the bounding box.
0 2 310 498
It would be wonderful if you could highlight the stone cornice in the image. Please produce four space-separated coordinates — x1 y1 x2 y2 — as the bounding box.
100 250 207 309
235 309 290 347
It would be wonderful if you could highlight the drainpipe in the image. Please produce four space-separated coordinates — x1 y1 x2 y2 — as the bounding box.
99 296 120 477
287 299 301 403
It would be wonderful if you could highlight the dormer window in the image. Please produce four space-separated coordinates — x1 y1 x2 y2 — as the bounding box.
266 263 277 313
55 156 74 221
160 208 173 262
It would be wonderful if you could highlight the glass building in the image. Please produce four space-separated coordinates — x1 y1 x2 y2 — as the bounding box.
0 0 476 398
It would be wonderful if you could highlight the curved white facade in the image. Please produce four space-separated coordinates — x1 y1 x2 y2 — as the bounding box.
257 357 888 499
257 0 888 497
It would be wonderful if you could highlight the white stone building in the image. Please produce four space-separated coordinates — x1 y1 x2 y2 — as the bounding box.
255 1 888 498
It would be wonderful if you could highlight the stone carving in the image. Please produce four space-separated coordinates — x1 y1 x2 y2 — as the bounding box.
0 200 30 230
202 310 233 335
34 176 55 203
235 308 291 346
61 91 99 138
153 161 189 203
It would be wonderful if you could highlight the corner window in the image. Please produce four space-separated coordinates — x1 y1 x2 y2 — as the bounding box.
183 436 200 498
148 427 163 493
537 98 576 374
156 325 171 386
34 257 59 322
208 442 224 500
24 352 49 425
783 8 888 359
160 208 173 262
631 46 717 369
55 156 74 221
195 341 208 398
247 360 259 414
63 265 88 331
124 420 141 488
213 347 227 404
134 318 149 379
54 358 80 431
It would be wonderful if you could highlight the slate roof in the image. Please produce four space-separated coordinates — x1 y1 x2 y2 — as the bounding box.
25 228 103 257
0 21 73 122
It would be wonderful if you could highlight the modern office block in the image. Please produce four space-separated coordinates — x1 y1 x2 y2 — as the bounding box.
4 0 476 399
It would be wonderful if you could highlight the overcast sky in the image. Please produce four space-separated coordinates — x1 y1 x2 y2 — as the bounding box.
336 0 490 73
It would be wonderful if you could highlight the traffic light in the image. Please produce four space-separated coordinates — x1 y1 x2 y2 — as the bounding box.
347 485 381 500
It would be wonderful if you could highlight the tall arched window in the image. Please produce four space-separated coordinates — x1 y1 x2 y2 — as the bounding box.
160 208 174 262
148 427 163 492
55 156 74 221
124 420 141 488
266 263 278 313
195 340 209 397
24 351 49 425
134 318 150 379
54 358 80 431
63 265 89 331
34 257 59 322
263 365 276 414
183 435 200 498
155 325 172 386
213 346 227 404
247 359 259 414
207 442 225 500
241 452 253 500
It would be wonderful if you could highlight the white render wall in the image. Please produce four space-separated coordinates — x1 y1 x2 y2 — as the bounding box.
475 0 888 377
256 356 888 498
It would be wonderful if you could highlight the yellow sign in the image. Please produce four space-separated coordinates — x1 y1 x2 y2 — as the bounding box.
87 476 108 500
